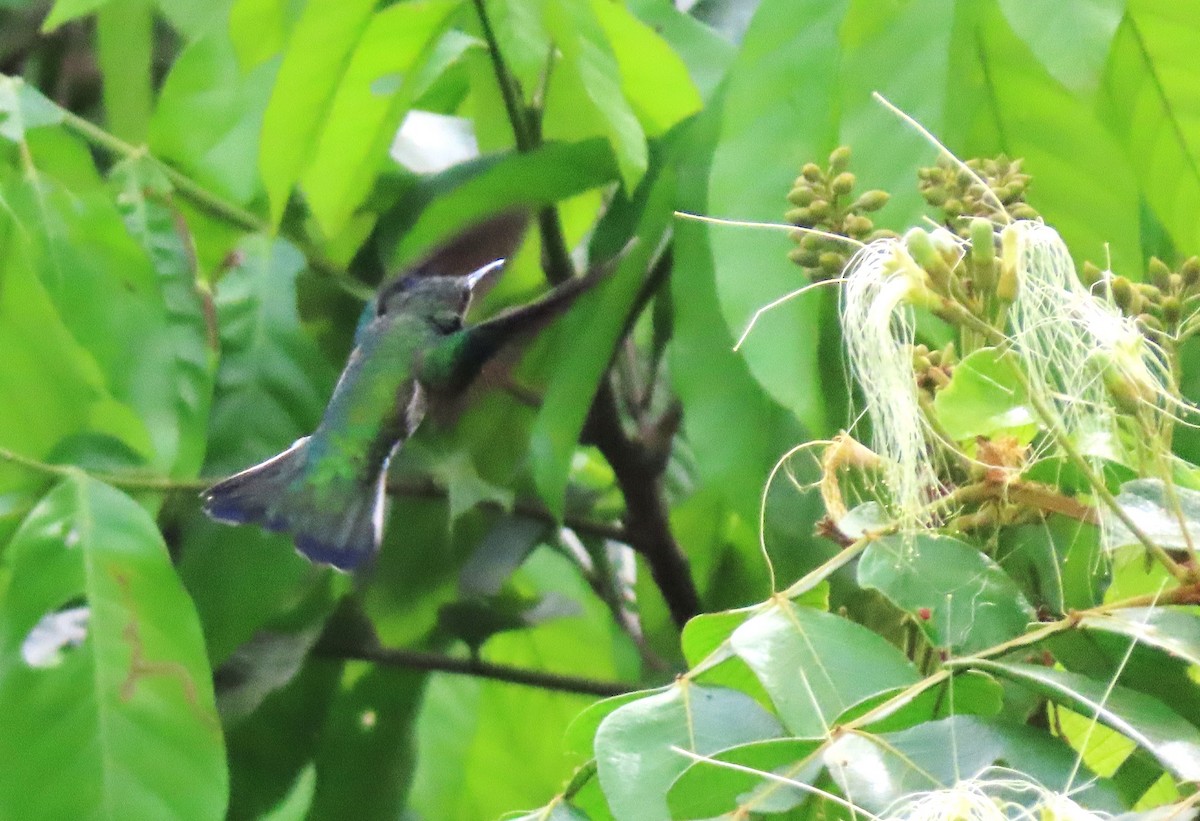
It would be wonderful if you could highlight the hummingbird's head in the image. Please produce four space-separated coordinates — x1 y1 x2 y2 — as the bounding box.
376 259 506 333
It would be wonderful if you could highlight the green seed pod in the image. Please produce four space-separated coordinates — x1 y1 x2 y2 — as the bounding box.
787 187 815 207
788 248 821 267
1080 261 1103 287
921 187 947 207
788 228 809 243
1147 257 1171 289
831 172 856 196
1169 273 1184 293
969 218 997 291
802 163 822 182
807 199 830 220
904 227 953 290
1009 204 1039 220
853 189 890 212
829 145 852 172
844 214 873 237
818 251 845 274
1111 277 1135 312
943 198 964 215
1097 350 1156 416
785 207 809 224
1181 257 1200 287
1135 282 1161 302
1137 313 1163 332
799 233 821 250
997 224 1020 302
1163 295 1182 325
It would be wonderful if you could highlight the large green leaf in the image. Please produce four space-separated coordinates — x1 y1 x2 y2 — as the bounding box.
730 598 920 736
1102 2 1200 257
957 659 1200 782
258 0 378 223
667 737 822 818
300 0 463 236
825 715 1124 815
593 682 784 821
150 25 276 205
95 0 154 142
858 533 1036 654
0 475 226 820
933 348 1035 442
539 0 646 192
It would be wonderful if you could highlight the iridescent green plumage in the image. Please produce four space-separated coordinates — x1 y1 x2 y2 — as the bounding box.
201 217 611 569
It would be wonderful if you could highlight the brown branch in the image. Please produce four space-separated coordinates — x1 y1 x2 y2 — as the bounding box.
316 641 635 698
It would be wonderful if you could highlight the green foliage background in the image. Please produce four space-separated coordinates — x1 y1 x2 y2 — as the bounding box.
1 0 1200 818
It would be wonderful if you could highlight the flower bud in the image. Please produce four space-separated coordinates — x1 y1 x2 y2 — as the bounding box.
828 145 852 172
807 199 830 220
905 227 953 290
831 172 856 196
1181 257 1200 287
969 218 997 291
801 163 822 182
1147 257 1171 289
787 187 815 207
852 189 890 212
785 207 809 224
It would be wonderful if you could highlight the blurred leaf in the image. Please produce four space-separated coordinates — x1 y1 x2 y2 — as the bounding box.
109 157 217 478
150 26 276 205
96 0 153 142
825 715 1124 815
933 348 1035 441
0 475 227 819
41 0 109 30
0 75 64 142
301 0 463 236
307 666 425 821
1102 478 1200 551
705 0 845 430
594 682 784 821
529 158 674 518
997 515 1108 615
667 737 822 818
997 0 1124 94
845 670 1004 734
590 0 702 137
730 598 919 736
541 0 647 191
156 0 233 38
958 659 1200 781
858 533 1036 654
258 0 378 223
626 0 736 99
1102 3 1200 258
389 138 619 269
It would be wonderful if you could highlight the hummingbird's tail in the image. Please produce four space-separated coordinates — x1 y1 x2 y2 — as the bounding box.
200 437 386 571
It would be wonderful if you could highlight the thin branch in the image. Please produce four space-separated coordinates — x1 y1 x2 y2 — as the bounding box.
470 0 701 628
316 641 635 698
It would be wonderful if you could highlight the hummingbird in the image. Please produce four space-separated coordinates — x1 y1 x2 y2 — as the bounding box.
201 213 612 571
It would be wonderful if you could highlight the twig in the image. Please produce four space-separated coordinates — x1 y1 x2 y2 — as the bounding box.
470 0 700 626
316 640 634 698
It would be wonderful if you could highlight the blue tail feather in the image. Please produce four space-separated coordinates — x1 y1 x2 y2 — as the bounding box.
201 437 385 570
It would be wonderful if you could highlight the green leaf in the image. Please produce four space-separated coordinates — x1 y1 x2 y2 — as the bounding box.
594 682 784 821
300 0 464 236
541 0 647 191
625 0 736 100
956 659 1200 782
730 598 919 736
858 533 1036 654
705 0 846 430
156 0 233 39
667 737 822 818
0 75 64 142
388 139 619 270
41 0 110 30
1103 2 1200 256
258 0 378 224
590 0 702 137
150 26 276 205
0 475 226 819
997 0 1124 94
96 0 154 142
997 515 1108 615
933 348 1035 441
1103 479 1200 551
109 157 217 478
529 158 675 518
825 715 1124 815
844 669 1004 734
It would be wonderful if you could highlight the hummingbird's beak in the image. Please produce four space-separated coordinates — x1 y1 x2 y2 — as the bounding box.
465 258 507 290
